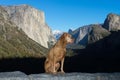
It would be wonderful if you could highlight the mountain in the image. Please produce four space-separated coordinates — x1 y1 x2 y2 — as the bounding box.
53 30 63 40
65 13 120 72
69 13 120 47
3 4 56 48
64 30 120 73
70 25 92 45
69 24 110 46
68 28 73 34
88 24 110 44
103 13 120 31
0 6 48 58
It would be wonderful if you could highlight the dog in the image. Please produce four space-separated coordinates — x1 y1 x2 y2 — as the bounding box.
44 32 74 74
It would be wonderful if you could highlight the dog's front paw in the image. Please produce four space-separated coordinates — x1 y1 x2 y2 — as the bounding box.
52 71 57 74
61 70 65 74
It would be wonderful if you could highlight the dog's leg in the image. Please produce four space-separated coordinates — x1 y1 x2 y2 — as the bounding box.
45 62 55 74
44 59 51 73
44 59 49 73
52 58 56 74
61 58 65 73
55 63 60 71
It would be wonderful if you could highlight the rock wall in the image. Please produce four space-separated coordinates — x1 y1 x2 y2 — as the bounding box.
103 13 120 31
69 25 92 45
88 24 110 44
69 13 120 47
0 6 48 58
3 4 55 48
0 71 120 80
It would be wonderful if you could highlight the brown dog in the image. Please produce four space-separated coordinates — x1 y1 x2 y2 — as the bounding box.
44 33 74 74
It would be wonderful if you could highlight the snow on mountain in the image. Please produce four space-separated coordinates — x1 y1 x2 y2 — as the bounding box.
53 30 63 40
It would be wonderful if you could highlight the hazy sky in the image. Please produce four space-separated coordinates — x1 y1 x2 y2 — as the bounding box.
0 0 120 32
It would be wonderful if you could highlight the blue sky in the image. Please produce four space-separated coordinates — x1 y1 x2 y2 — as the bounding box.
0 0 120 32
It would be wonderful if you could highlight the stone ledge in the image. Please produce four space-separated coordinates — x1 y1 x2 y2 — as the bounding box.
0 71 29 80
0 71 120 80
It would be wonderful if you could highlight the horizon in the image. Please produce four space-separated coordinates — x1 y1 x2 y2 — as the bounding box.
0 0 120 32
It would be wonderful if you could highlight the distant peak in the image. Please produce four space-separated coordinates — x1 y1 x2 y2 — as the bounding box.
107 13 120 18
68 28 73 34
53 30 63 34
53 30 63 40
103 13 120 31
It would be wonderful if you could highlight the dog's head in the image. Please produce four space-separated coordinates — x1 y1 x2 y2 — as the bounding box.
60 33 74 44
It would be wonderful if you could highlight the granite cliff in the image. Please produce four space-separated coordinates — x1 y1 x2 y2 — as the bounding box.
3 4 55 48
69 25 92 45
69 24 110 47
0 6 48 58
88 24 110 44
103 13 120 31
69 13 120 48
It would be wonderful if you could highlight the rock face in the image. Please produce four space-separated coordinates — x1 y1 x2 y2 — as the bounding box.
88 24 110 44
70 25 92 45
103 13 120 31
3 4 55 48
69 24 110 46
0 71 120 80
69 13 120 47
68 28 73 34
0 6 48 58
0 71 29 80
